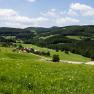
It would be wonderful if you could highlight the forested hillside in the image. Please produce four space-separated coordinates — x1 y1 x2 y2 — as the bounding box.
25 25 94 59
0 25 94 59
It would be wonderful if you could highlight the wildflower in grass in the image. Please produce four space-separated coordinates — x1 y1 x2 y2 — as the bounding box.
17 63 20 66
69 78 72 80
39 71 42 74
25 75 27 78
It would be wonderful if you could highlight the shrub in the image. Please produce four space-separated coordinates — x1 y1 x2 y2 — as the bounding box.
52 55 60 62
17 44 23 50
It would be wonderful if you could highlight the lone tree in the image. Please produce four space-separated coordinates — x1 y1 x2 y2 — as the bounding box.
90 54 94 61
52 54 60 62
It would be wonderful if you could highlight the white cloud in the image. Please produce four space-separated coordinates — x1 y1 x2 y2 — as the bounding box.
67 9 78 16
40 9 60 18
0 8 80 28
56 17 80 26
70 3 94 16
0 8 49 28
0 3 93 28
0 9 17 16
27 0 36 2
40 9 80 26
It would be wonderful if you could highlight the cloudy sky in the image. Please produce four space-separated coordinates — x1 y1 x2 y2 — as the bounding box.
0 0 94 28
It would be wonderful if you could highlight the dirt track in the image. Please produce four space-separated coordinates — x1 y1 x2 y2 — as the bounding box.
61 60 94 65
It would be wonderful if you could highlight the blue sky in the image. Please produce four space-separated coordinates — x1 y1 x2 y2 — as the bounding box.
0 0 94 28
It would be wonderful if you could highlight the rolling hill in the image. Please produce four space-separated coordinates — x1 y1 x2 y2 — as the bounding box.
0 46 94 94
0 26 94 94
0 25 94 59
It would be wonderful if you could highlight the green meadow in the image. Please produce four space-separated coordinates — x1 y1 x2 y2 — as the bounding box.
23 44 90 62
0 46 94 94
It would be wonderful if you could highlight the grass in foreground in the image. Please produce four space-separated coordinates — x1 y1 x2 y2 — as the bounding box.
0 47 94 94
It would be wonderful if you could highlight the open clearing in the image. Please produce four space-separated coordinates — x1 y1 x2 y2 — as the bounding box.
0 46 94 94
23 44 90 62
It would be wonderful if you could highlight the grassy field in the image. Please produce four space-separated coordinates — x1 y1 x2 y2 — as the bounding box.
66 36 81 40
23 44 90 62
0 46 94 94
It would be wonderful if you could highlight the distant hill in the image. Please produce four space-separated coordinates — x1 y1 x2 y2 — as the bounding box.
1 25 94 37
25 25 94 36
25 25 94 59
0 25 94 58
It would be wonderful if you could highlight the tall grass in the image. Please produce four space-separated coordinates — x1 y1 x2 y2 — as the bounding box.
0 47 94 94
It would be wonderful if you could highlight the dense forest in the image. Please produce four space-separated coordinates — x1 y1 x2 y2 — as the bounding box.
0 25 94 59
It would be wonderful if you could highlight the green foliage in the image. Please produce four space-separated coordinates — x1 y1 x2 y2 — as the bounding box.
23 44 90 62
52 54 60 62
17 44 23 49
0 47 94 94
0 25 94 93
24 25 94 59
1 25 94 59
